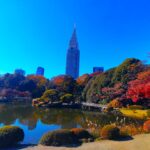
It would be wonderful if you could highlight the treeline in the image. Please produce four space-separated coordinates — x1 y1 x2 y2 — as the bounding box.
82 58 150 107
0 58 150 107
0 74 49 98
0 73 83 102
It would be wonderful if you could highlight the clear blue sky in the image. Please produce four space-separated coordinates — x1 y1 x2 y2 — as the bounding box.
0 0 150 78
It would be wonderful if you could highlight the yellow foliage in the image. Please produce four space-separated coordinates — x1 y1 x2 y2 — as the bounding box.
120 108 149 119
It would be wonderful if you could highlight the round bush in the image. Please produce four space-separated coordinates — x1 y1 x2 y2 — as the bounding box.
100 125 120 140
39 129 78 146
0 126 24 148
143 120 150 133
107 99 122 108
71 128 93 139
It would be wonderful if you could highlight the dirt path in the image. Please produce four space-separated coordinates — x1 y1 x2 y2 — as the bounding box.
22 134 150 150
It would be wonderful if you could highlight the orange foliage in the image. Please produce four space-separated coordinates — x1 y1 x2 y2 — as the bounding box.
107 98 122 108
143 120 150 133
120 125 142 136
71 128 85 134
27 75 47 87
137 70 150 81
52 75 73 86
76 74 90 86
100 125 120 139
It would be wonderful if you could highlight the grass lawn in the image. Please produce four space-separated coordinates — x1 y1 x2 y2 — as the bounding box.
120 109 150 119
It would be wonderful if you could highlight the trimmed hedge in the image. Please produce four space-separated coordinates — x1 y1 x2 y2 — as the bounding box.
0 126 24 148
71 128 93 139
39 129 78 146
100 125 120 140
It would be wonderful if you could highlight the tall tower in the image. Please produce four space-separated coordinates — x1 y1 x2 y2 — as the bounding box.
66 27 80 79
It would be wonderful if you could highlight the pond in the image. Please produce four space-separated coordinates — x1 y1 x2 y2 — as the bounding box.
0 103 144 144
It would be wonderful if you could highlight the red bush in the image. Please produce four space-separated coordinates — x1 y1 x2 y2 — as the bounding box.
143 120 150 133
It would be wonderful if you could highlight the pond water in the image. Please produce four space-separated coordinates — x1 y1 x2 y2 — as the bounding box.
0 103 144 144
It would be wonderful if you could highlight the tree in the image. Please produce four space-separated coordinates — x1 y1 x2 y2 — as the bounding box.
111 58 144 85
82 58 145 103
127 70 150 105
41 89 58 103
2 74 25 89
51 75 76 93
26 75 49 98
76 74 90 87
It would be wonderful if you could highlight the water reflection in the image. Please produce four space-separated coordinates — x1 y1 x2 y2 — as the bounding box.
0 103 144 144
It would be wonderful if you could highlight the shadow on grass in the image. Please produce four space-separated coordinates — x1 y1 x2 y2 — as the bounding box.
113 136 134 142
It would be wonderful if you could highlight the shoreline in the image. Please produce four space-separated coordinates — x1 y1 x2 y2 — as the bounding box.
19 133 150 150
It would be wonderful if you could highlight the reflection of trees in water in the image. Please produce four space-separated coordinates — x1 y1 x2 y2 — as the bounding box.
0 104 38 130
0 104 144 131
0 104 18 125
35 108 82 128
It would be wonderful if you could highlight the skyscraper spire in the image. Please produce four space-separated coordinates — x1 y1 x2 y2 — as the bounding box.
69 26 78 49
66 26 80 79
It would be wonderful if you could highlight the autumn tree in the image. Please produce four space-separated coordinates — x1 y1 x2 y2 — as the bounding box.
127 70 150 105
50 75 76 94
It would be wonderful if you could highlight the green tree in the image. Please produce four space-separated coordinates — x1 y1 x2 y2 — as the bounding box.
41 89 58 102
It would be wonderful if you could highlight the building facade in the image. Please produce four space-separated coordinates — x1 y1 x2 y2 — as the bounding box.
93 67 104 73
14 69 26 76
36 67 44 76
66 27 80 79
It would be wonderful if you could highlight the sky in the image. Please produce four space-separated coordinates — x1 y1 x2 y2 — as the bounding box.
0 0 150 78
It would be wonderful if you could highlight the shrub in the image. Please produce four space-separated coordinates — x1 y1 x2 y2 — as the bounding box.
39 129 78 146
100 125 120 140
143 120 150 133
120 125 142 136
0 126 24 148
105 106 114 112
60 94 73 103
107 99 122 108
128 105 144 110
71 128 93 140
41 89 58 102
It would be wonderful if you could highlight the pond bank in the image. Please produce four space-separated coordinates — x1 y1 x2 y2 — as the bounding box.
22 133 150 150
33 100 108 112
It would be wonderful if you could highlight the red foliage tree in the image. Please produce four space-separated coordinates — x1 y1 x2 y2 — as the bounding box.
127 70 150 104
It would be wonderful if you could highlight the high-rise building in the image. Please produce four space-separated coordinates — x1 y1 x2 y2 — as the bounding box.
14 69 25 76
93 67 104 73
66 27 80 79
36 67 44 76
